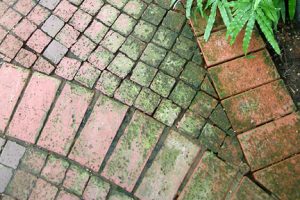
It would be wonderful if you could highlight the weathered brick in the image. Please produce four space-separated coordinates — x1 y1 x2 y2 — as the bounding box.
159 51 186 77
254 154 300 200
107 53 134 78
177 110 206 138
41 15 64 37
56 191 80 200
20 148 47 175
28 179 58 200
200 75 218 98
69 95 128 171
55 57 81 80
150 71 176 97
54 0 77 22
180 61 206 88
100 30 125 53
69 0 84 5
173 36 196 60
83 176 110 200
154 99 181 126
43 40 68 64
0 63 29 132
135 130 200 200
0 8 22 30
0 26 7 41
162 10 185 32
123 0 146 19
81 0 104 16
0 141 25 169
96 4 120 26
112 13 137 36
152 26 178 49
38 83 93 155
209 50 280 99
27 4 50 25
0 164 13 193
0 34 23 59
209 104 231 131
84 19 108 43
189 91 218 118
88 46 114 70
169 81 196 109
107 0 128 9
70 9 92 32
222 80 295 132
130 62 157 87
14 48 37 68
33 57 55 75
74 62 101 88
27 29 51 53
142 3 166 25
0 2 9 17
114 79 141 106
71 35 96 61
95 70 121 96
134 88 161 114
13 0 36 15
108 190 133 200
199 123 226 152
132 20 156 43
7 73 60 143
56 24 80 48
238 112 300 171
39 0 60 10
178 152 238 200
141 43 167 67
120 36 146 60
13 18 37 41
102 111 164 191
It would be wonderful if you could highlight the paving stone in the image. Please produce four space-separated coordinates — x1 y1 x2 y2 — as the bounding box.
159 51 186 77
0 141 25 169
0 2 9 17
123 0 146 19
41 155 69 185
199 29 265 67
83 176 110 200
33 57 55 75
96 4 120 26
108 190 134 200
100 30 125 53
209 50 280 99
222 80 296 132
178 152 237 200
0 164 13 193
173 36 196 59
56 190 80 200
135 130 200 200
39 0 60 10
169 81 196 109
38 83 93 155
74 62 101 88
181 23 194 39
71 35 96 61
154 0 172 9
102 111 164 191
1 194 16 200
132 20 156 42
200 75 218 98
154 99 181 126
13 18 37 41
0 63 29 132
55 57 81 80
192 49 204 65
134 88 161 114
42 15 64 37
141 43 167 67
189 91 218 118
43 40 68 64
130 61 157 87
107 0 128 9
142 3 166 25
0 34 23 59
7 73 60 143
0 26 7 41
54 0 77 22
95 70 121 96
88 46 114 70
27 29 51 54
0 138 5 149
112 13 137 36
231 177 274 200
254 154 300 200
162 10 185 32
84 20 109 43
69 0 84 5
63 164 89 195
69 9 92 32
107 53 135 78
56 24 80 48
180 61 206 88
81 0 104 15
152 26 178 49
13 0 36 15
69 95 128 171
238 112 300 171
6 170 37 200
150 71 175 97
114 79 141 105
1 0 17 6
199 123 226 152
120 36 146 60
209 104 231 130
14 48 37 68
27 4 50 25
0 8 22 30
177 110 206 138
28 179 58 200
19 148 47 175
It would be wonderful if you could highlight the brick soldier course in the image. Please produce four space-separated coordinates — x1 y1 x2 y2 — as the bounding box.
0 0 299 199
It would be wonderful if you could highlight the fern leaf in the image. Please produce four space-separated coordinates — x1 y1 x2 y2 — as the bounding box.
243 12 256 54
197 0 204 16
218 2 230 27
289 0 296 19
204 0 218 41
186 0 193 19
254 0 262 9
227 9 250 44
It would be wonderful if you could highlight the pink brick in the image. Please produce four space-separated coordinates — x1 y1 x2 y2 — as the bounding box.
13 0 36 15
0 8 22 30
71 35 96 61
63 165 89 195
84 19 108 43
56 24 80 48
27 4 50 25
69 95 128 171
27 29 51 53
33 57 55 75
7 73 60 143
69 9 92 32
0 34 23 59
0 26 7 41
28 179 58 200
81 0 104 15
55 57 81 80
56 191 80 200
83 176 110 200
54 0 77 22
0 2 9 17
102 111 164 192
15 48 37 68
38 83 93 155
0 63 30 132
13 18 37 41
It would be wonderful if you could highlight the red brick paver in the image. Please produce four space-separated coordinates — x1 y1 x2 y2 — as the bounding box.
28 178 58 200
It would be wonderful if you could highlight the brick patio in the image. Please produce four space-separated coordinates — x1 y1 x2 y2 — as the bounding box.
0 0 299 199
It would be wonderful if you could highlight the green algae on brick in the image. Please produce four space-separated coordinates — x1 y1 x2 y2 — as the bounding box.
154 0 172 9
192 49 204 65
132 20 157 42
88 46 114 70
181 23 194 39
159 51 186 77
154 99 181 126
96 70 121 97
112 13 137 36
19 148 47 175
83 176 110 199
170 81 196 109
177 110 206 138
209 104 231 131
180 61 206 88
130 62 157 87
141 43 167 67
173 36 196 59
108 189 134 200
107 53 134 78
134 88 161 114
189 91 218 118
152 26 178 49
199 123 226 152
106 0 128 9
123 0 147 19
75 62 101 88
160 146 181 174
200 76 218 98
162 10 185 32
141 3 166 25
114 79 141 105
150 71 176 97
120 35 146 60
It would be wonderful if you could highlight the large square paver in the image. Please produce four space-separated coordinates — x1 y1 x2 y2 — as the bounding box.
43 40 68 64
0 141 25 169
0 164 13 193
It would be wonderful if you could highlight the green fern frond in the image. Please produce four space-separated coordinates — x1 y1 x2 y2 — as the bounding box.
227 9 250 44
204 0 218 41
243 12 256 54
197 0 204 16
218 2 230 27
186 0 194 18
288 0 296 19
